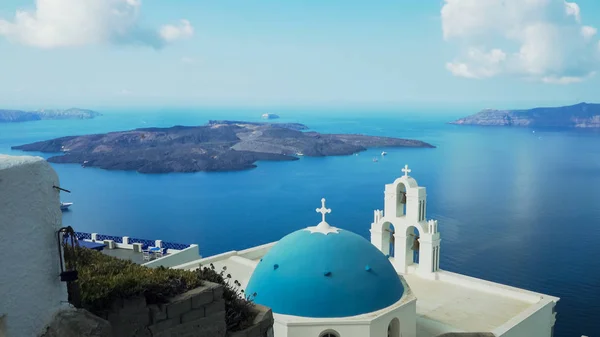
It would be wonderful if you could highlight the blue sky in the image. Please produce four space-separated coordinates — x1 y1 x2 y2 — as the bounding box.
1 0 600 110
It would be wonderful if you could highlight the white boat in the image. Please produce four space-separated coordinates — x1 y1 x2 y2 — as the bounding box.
60 202 73 211
373 158 378 162
296 152 304 156
381 151 387 156
261 113 280 119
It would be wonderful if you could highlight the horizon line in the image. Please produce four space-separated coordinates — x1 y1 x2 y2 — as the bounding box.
1 100 594 113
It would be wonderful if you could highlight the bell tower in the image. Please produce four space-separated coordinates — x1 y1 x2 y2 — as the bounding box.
370 165 441 276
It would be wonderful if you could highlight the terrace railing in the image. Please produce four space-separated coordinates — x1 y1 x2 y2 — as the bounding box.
74 231 191 252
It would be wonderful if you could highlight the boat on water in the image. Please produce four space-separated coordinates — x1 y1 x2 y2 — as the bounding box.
296 152 304 156
381 151 387 156
60 202 73 211
373 158 378 162
261 113 280 119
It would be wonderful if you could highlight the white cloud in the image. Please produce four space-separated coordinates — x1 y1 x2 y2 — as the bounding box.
543 76 583 84
446 62 478 79
118 89 133 96
160 20 194 42
542 71 595 84
582 26 597 39
0 0 193 49
441 0 600 84
564 1 581 22
446 48 507 79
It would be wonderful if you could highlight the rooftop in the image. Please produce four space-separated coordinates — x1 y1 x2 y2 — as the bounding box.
70 231 197 266
172 244 558 337
403 273 534 337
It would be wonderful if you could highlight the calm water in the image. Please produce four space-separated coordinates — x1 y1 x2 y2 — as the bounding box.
1 108 599 336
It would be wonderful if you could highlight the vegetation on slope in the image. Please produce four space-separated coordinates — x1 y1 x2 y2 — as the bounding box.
66 247 256 331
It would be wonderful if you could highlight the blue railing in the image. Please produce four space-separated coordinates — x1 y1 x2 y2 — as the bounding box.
96 234 123 243
128 237 155 248
74 232 189 250
162 241 191 250
75 232 91 240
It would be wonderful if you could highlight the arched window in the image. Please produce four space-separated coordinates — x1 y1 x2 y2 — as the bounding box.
319 329 340 337
388 317 400 337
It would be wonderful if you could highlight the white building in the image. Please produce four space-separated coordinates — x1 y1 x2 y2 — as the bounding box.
174 165 560 337
0 155 69 337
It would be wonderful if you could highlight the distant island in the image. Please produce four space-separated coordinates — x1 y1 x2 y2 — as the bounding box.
450 102 600 128
0 108 101 123
12 120 435 173
261 113 279 119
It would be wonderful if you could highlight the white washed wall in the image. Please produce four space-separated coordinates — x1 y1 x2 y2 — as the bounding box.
0 155 68 337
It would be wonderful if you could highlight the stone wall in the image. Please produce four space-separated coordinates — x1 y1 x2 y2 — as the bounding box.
41 308 112 337
227 304 274 337
102 281 273 337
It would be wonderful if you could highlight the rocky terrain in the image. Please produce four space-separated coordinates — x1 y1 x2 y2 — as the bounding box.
12 120 435 173
450 102 600 128
0 108 101 123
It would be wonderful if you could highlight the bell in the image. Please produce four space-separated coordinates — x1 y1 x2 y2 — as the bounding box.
400 193 407 204
412 236 420 251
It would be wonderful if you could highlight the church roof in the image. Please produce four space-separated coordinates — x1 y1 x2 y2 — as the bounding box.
245 199 404 318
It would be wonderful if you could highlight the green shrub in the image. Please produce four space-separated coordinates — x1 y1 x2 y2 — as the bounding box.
66 247 256 331
197 263 257 331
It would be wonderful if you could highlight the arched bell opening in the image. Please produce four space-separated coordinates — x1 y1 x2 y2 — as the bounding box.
395 183 407 217
381 222 395 257
406 226 420 265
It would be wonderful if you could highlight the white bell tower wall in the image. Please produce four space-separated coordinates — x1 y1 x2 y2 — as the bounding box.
370 165 441 276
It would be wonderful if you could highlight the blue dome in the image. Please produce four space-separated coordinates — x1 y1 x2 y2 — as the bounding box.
245 226 404 318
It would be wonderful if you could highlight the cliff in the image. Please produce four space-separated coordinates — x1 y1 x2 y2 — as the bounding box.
0 108 101 123
12 120 435 173
449 102 600 128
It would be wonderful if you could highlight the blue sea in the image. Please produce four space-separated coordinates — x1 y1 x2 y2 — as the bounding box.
1 108 598 336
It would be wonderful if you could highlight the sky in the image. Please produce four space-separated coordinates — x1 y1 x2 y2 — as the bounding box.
1 0 600 110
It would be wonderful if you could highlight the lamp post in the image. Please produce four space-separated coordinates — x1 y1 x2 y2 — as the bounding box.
57 226 81 307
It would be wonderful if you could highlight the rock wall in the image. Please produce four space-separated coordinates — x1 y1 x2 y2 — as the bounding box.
227 304 274 337
103 281 273 337
41 308 112 337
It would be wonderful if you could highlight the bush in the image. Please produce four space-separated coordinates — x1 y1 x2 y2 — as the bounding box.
197 263 257 331
66 247 256 331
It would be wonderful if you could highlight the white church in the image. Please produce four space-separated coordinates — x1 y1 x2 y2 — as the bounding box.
0 154 563 337
175 164 560 337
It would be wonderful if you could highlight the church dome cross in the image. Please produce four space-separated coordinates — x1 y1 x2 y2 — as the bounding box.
316 198 332 223
402 164 411 177
305 198 339 235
